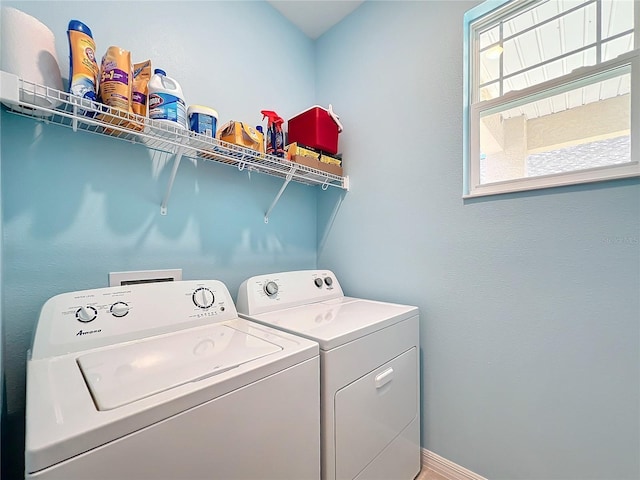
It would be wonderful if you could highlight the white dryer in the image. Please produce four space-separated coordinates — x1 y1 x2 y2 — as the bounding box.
25 279 320 479
237 270 421 480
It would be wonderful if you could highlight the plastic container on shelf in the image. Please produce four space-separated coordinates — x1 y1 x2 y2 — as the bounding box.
261 110 285 157
287 104 343 155
188 105 218 137
148 68 187 129
67 20 98 103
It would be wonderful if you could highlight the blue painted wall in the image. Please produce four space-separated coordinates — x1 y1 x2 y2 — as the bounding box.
3 1 640 479
316 1 639 479
1 2 318 477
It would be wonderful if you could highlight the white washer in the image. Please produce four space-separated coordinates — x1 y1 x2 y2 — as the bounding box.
25 280 320 479
237 270 421 480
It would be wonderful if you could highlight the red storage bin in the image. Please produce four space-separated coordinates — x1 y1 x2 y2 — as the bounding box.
287 105 342 155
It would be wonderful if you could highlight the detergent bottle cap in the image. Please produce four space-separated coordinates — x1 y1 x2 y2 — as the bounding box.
154 69 166 76
68 20 93 37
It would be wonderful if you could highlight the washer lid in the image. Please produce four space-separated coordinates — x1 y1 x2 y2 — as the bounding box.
77 324 282 410
247 298 418 350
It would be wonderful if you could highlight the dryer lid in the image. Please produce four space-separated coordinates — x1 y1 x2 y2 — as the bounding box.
249 298 418 350
77 324 282 410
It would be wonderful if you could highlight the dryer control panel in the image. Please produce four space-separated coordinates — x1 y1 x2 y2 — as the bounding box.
237 270 344 315
31 280 238 360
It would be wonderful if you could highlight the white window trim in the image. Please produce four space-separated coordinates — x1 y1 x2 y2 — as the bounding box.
464 0 640 199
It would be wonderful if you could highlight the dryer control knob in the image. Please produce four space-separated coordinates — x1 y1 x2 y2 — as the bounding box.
324 276 333 287
192 287 215 309
76 306 97 323
264 281 279 297
314 278 323 288
110 302 130 317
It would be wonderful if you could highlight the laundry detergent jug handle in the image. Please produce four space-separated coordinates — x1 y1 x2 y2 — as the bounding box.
328 104 343 133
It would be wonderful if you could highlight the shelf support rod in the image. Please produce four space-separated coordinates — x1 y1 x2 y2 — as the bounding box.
264 165 297 224
72 104 78 132
160 147 186 216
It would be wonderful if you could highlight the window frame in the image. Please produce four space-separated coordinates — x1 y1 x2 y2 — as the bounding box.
463 0 640 198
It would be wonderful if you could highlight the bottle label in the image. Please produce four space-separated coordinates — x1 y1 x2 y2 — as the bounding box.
190 114 215 137
149 92 187 127
100 68 129 86
132 91 146 106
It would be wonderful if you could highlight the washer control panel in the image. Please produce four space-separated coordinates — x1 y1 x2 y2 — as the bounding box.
236 270 344 315
32 280 237 359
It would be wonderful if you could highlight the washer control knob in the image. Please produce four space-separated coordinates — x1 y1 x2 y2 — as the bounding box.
76 306 97 323
324 277 333 287
110 302 130 317
264 281 279 297
193 287 215 309
314 278 323 288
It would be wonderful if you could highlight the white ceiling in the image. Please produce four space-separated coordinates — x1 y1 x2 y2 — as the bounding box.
267 0 364 39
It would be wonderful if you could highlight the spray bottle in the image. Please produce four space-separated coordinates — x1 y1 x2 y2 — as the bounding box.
261 110 285 157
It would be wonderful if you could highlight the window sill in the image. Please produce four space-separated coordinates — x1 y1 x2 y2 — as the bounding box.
464 161 640 198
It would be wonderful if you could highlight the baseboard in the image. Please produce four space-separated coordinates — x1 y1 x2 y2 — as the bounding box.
421 449 487 480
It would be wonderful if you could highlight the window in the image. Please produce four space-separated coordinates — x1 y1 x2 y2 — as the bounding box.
463 0 639 197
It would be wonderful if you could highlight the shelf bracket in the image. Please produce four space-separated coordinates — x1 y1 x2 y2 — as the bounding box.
264 165 297 224
160 147 186 215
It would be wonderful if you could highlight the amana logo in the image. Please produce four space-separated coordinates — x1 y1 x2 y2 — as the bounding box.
76 328 102 336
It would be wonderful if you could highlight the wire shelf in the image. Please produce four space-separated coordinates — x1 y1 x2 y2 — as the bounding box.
1 72 347 187
0 71 349 220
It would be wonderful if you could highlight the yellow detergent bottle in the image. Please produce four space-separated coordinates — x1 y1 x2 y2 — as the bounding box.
67 20 99 102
